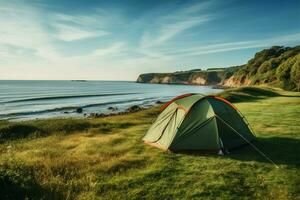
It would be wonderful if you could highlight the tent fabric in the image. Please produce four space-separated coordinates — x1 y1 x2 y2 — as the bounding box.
142 94 255 153
160 93 193 112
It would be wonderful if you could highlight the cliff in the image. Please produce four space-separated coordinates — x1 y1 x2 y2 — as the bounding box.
137 45 300 91
137 67 238 86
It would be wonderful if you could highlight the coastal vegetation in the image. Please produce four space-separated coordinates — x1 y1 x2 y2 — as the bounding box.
137 45 300 91
0 87 299 199
233 46 300 90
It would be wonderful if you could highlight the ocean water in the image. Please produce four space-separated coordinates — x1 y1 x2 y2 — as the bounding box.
0 80 223 120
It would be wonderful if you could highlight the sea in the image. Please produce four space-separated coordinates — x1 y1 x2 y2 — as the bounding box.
0 80 223 121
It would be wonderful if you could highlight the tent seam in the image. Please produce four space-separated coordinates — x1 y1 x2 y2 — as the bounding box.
151 108 179 144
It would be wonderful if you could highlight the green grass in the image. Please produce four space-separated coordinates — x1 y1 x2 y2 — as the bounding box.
0 87 300 200
217 86 280 102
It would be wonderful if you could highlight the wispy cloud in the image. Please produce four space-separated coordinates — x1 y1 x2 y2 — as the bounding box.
145 16 210 47
158 32 300 57
90 43 124 57
51 14 109 41
0 2 59 61
140 2 214 48
137 1 216 62
0 1 118 63
52 23 105 41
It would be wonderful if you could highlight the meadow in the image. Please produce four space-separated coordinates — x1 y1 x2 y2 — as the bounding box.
0 87 299 200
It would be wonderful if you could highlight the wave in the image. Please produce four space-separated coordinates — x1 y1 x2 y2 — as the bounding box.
0 97 157 118
3 92 140 103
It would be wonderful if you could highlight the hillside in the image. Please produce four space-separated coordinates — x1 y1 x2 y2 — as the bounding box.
137 45 300 91
226 46 300 90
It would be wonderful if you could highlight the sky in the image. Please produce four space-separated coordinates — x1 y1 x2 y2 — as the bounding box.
0 0 299 80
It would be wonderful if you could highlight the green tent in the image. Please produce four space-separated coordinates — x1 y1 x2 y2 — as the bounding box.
143 93 255 153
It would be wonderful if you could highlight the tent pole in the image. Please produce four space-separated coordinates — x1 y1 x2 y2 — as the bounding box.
215 115 279 169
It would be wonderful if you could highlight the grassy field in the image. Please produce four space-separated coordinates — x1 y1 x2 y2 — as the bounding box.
0 87 299 200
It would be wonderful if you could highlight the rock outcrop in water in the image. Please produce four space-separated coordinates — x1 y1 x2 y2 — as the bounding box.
108 106 118 111
89 105 144 118
76 107 83 113
125 105 142 113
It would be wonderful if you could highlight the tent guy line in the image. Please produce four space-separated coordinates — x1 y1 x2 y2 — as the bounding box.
215 115 279 168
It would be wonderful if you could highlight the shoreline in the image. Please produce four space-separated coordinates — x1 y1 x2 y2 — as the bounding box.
86 103 163 119
3 101 164 122
0 81 223 121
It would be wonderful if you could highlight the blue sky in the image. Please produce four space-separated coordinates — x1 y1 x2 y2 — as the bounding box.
0 0 299 80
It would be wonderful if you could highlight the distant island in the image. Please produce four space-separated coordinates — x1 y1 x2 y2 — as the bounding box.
137 45 300 91
71 80 88 82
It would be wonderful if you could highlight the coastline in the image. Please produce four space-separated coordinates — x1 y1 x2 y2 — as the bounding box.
0 80 223 121
2 99 164 122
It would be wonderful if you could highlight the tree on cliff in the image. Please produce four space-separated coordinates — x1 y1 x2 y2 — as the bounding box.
290 56 300 91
